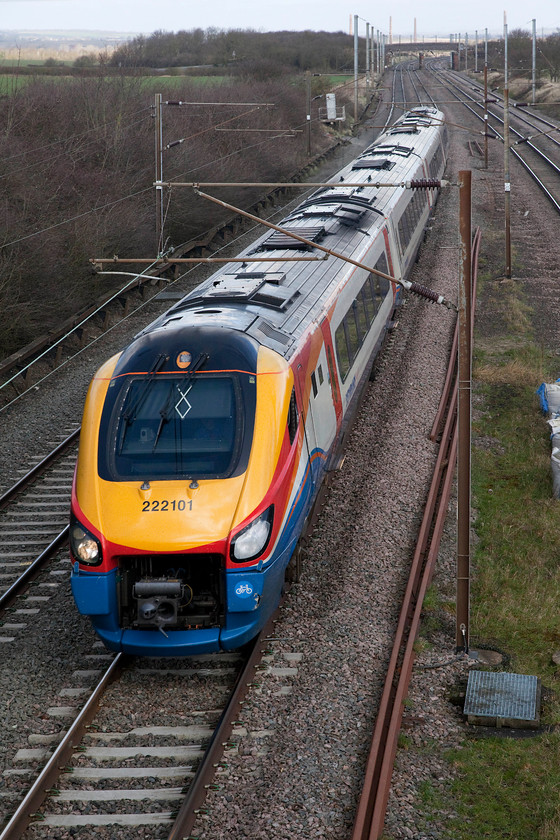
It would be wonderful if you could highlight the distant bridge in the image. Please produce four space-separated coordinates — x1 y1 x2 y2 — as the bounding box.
384 41 456 53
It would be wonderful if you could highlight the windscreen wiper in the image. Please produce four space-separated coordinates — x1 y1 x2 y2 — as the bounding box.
151 352 209 453
123 352 168 427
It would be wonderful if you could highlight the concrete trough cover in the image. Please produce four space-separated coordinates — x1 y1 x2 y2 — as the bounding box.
464 671 541 728
154 290 185 300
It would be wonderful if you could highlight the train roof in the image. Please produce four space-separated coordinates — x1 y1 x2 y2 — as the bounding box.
143 107 445 358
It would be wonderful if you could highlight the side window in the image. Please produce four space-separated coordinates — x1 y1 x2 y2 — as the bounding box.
398 192 428 254
335 322 351 381
334 250 391 383
346 310 360 361
326 345 340 404
287 388 299 445
311 371 318 398
355 294 369 336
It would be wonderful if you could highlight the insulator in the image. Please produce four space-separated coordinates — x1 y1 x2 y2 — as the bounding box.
409 179 441 190
408 281 440 303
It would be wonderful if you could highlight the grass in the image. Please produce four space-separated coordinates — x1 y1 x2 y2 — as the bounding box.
396 261 560 840
0 58 72 66
0 71 232 94
446 735 560 839
139 75 231 87
438 264 560 838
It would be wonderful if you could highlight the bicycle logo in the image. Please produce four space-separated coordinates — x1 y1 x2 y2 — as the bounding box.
235 582 253 597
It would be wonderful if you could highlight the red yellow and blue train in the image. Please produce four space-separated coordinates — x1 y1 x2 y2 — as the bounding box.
70 107 447 656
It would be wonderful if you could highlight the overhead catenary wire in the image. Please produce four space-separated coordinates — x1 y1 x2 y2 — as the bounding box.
0 183 318 413
0 105 153 166
0 114 154 185
1 184 154 249
1 98 310 251
0 251 170 397
6 65 367 250
192 187 457 310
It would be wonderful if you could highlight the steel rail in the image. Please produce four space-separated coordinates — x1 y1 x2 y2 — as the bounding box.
0 610 278 838
411 68 437 108
450 76 560 179
351 378 457 840
0 654 126 840
351 228 480 840
0 526 69 613
0 619 271 839
0 428 79 612
0 428 79 510
431 67 560 213
448 69 560 146
430 227 481 443
433 67 560 170
167 596 287 840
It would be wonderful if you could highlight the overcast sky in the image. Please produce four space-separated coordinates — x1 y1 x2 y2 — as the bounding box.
0 0 557 39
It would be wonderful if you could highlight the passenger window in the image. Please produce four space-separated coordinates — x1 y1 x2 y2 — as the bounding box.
288 388 299 445
335 322 351 380
326 346 339 403
311 371 318 398
345 314 360 361
318 365 324 386
356 294 369 335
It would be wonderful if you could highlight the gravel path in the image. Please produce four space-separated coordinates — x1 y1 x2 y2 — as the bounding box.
186 87 462 840
0 104 406 833
2 66 558 840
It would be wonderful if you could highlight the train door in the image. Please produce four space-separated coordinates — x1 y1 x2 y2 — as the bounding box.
293 340 338 504
292 362 318 519
305 344 338 468
320 317 343 433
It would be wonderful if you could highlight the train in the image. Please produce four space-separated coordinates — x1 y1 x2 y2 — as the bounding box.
69 106 447 656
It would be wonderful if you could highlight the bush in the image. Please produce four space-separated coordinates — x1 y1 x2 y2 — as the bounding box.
0 74 333 358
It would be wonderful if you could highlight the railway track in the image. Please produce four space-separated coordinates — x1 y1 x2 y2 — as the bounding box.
0 428 79 614
351 227 481 840
0 67 487 839
428 61 560 212
0 602 301 840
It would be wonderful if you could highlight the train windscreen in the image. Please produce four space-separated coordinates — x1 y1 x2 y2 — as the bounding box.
106 374 245 480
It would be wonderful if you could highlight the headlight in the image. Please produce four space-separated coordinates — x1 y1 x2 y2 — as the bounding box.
70 517 102 566
230 506 274 563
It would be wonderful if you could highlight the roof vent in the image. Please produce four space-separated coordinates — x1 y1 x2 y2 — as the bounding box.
371 144 412 158
389 124 419 135
352 157 395 171
261 225 326 251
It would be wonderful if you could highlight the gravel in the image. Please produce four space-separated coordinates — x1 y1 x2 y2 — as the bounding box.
2 65 559 840
187 79 464 840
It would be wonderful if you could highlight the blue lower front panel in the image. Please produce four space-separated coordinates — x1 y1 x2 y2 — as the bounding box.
71 548 291 657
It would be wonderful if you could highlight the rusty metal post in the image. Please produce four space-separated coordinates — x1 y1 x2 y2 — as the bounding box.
456 170 472 653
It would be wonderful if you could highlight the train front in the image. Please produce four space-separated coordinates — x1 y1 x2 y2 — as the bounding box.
70 321 300 656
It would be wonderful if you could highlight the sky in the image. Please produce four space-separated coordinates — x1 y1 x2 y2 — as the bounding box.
0 0 558 39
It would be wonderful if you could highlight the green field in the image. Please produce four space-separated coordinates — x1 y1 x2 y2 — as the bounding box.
0 71 232 94
416 261 560 840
